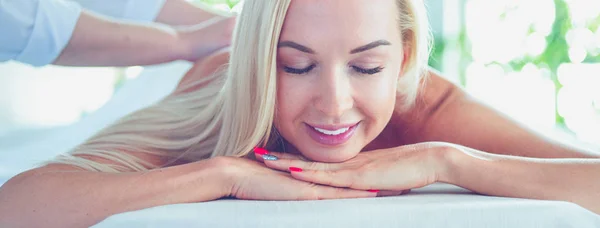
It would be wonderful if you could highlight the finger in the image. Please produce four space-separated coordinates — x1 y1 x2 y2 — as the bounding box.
290 168 366 189
263 150 308 161
253 147 304 163
264 158 337 173
253 147 266 163
252 151 292 163
300 185 377 200
253 147 337 171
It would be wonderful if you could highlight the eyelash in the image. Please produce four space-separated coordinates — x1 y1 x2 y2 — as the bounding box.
283 65 384 75
351 66 384 75
283 64 316 74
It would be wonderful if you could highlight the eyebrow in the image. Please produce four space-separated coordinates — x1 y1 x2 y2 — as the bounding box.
278 41 315 54
278 39 392 55
350 40 392 54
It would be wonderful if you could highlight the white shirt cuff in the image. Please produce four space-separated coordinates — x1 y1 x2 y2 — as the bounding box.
15 0 82 67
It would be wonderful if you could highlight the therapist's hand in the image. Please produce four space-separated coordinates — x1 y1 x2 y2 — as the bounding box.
216 155 377 201
54 11 236 67
256 142 454 194
176 16 236 62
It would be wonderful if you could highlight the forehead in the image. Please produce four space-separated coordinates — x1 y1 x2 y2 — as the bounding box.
280 0 399 43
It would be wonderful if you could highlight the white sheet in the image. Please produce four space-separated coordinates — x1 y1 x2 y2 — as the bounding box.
2 62 599 228
95 183 600 228
0 61 191 180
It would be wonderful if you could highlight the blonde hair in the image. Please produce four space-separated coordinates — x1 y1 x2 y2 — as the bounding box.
48 0 431 172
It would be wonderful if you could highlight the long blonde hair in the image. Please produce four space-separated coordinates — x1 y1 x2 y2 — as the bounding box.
48 0 431 172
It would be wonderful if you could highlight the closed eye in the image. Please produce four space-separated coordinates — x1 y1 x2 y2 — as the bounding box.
352 66 384 75
283 64 316 74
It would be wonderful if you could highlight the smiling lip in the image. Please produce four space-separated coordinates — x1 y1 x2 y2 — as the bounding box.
307 123 359 131
305 122 360 146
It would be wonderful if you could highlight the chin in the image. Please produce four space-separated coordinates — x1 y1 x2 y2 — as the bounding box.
299 145 361 163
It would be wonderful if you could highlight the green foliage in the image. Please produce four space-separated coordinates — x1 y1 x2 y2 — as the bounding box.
512 0 571 125
428 37 446 71
452 0 600 126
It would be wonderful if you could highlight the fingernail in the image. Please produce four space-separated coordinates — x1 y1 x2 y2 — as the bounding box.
367 189 380 193
262 154 278 161
254 147 268 155
289 167 303 172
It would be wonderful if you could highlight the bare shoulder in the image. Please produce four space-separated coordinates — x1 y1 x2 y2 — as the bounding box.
416 68 465 112
174 47 231 94
389 67 466 144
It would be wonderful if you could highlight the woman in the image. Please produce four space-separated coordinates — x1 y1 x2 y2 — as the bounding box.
1 0 599 227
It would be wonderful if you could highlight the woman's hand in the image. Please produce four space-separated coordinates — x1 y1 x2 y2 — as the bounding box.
255 142 454 193
213 156 377 201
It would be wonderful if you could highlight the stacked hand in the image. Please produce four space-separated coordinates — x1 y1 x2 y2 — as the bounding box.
220 142 454 201
215 155 377 201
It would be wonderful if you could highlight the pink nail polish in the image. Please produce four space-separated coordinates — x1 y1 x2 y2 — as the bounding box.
254 147 268 155
367 189 380 193
289 167 303 172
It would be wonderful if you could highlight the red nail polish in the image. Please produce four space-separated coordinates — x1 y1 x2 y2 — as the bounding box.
367 189 380 193
254 147 268 155
289 167 303 172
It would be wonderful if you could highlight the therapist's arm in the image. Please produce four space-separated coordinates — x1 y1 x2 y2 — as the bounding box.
155 0 230 26
52 10 234 67
72 0 228 26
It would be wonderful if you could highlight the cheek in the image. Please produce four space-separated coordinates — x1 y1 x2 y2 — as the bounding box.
355 73 398 119
274 74 308 130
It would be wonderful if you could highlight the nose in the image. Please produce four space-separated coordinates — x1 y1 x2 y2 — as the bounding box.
314 67 354 117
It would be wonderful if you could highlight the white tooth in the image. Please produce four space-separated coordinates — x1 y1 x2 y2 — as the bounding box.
313 127 350 135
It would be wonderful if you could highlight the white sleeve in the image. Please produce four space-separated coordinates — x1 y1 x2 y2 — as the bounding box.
69 0 167 22
0 0 82 67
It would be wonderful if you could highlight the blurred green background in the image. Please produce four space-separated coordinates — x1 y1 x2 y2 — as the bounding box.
193 0 600 144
